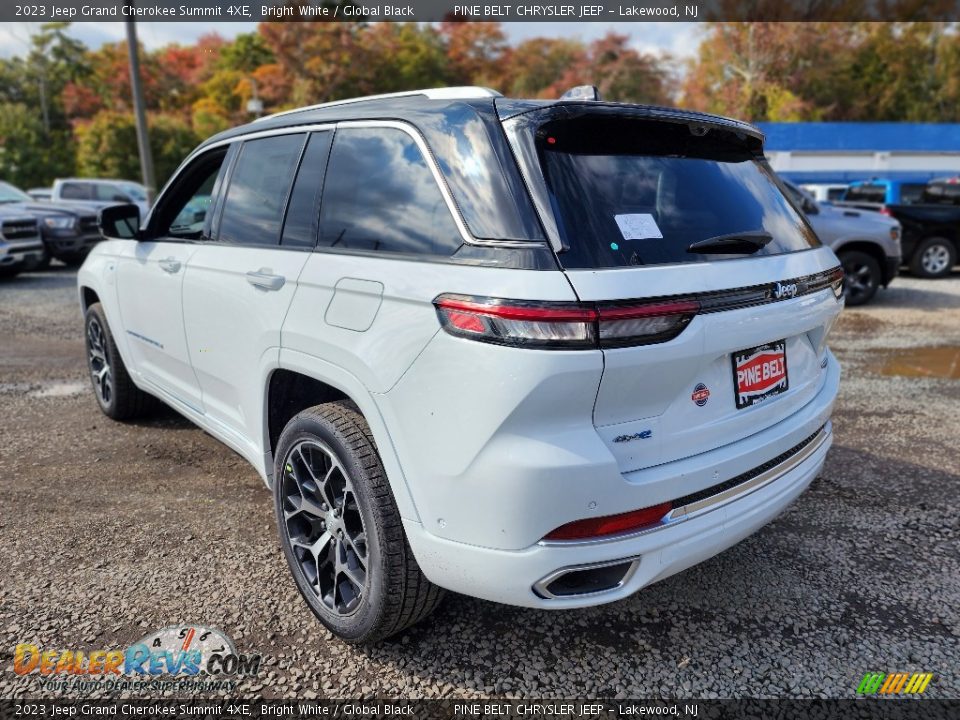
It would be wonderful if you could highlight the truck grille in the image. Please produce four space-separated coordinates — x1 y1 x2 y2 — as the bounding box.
2 219 39 240
80 216 99 235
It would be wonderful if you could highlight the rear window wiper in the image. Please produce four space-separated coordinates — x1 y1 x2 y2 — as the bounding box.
687 231 773 255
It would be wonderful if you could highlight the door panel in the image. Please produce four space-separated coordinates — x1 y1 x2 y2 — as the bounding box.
115 241 201 409
182 245 309 442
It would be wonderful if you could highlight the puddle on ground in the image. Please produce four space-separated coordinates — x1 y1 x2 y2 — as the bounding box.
876 347 960 379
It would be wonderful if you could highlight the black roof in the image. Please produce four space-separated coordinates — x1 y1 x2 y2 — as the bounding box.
199 91 763 152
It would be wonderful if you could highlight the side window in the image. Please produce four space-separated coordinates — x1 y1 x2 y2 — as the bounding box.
97 184 129 202
318 127 462 256
281 132 333 249
149 148 229 240
218 134 305 247
60 183 90 200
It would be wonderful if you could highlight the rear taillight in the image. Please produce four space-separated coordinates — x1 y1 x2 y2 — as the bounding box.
434 294 700 350
544 502 673 541
879 205 892 216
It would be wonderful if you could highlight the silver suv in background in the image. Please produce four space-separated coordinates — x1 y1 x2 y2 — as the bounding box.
783 180 901 305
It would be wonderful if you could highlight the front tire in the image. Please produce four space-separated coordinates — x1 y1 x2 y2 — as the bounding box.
910 237 956 278
274 401 443 643
839 250 881 306
84 302 157 420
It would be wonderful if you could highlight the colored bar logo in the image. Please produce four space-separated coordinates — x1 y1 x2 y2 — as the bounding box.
857 672 933 695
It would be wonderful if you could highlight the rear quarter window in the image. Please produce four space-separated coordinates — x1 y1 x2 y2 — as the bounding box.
844 184 887 204
537 116 819 269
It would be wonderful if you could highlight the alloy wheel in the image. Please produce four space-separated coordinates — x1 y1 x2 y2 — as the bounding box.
280 440 369 616
921 244 951 275
841 259 875 304
87 317 112 407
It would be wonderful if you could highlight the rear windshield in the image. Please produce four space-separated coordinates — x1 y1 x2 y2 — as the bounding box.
537 116 818 269
844 184 886 203
901 184 926 204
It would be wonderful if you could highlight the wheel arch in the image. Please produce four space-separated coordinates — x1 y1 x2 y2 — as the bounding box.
266 350 421 523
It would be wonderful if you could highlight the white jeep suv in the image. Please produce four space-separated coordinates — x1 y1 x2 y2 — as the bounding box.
79 87 843 642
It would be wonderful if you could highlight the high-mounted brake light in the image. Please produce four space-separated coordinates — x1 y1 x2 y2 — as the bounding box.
544 502 673 541
433 295 700 349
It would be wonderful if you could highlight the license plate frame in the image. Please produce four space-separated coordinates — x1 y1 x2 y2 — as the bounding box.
732 340 789 410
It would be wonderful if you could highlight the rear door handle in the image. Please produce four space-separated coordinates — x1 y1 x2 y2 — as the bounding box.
159 258 181 274
245 269 285 291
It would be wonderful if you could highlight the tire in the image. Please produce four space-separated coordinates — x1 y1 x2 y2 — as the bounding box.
910 237 956 279
274 401 444 643
838 250 881 306
84 302 158 420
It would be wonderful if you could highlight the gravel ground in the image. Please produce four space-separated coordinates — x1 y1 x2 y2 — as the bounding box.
0 265 957 700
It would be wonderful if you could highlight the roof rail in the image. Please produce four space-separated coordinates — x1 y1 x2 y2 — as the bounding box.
253 86 502 123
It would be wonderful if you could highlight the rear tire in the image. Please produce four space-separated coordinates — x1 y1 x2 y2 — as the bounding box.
274 401 443 643
839 250 880 306
910 237 956 279
84 302 158 420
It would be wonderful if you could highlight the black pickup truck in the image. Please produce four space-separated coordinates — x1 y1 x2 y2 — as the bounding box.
837 178 960 278
0 180 103 269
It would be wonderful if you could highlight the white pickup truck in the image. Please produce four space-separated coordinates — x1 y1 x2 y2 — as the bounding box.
51 178 150 217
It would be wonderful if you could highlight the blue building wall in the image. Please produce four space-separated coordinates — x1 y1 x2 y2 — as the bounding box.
755 122 960 184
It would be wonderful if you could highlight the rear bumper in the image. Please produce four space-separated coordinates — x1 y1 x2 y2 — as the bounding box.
403 351 839 608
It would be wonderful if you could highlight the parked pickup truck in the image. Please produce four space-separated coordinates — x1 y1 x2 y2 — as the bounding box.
0 181 104 268
0 208 43 279
837 177 960 278
51 178 150 217
841 179 927 207
783 180 900 305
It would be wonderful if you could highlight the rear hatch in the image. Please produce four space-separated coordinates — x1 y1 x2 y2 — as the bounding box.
508 108 843 473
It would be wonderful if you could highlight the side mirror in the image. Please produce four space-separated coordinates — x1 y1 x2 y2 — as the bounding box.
802 198 820 215
99 203 141 239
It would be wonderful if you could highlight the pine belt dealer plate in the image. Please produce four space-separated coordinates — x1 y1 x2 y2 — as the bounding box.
732 340 788 409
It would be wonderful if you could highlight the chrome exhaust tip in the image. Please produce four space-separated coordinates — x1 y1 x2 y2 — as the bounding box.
532 557 640 599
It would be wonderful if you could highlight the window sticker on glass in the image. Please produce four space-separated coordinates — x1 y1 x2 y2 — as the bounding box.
614 213 663 241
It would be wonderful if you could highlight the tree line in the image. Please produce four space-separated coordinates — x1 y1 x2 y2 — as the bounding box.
1 20 958 190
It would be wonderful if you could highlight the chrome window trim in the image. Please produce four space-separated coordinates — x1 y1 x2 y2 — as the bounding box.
144 124 336 231
539 426 829 548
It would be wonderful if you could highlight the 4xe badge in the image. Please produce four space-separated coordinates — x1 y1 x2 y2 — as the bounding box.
691 383 710 406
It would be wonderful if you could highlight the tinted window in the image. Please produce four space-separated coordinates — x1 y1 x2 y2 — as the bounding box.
901 184 926 204
319 127 461 256
219 134 305 246
844 184 886 203
96 184 130 202
60 183 91 200
923 182 960 205
538 116 818 269
281 132 332 249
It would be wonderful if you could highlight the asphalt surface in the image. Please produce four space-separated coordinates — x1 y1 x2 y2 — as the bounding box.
0 265 957 700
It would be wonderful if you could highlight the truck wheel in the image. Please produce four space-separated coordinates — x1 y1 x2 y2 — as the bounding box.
839 250 881 306
910 237 956 279
84 302 158 420
274 401 444 643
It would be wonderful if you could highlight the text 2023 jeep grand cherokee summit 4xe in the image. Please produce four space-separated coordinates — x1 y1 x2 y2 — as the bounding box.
79 87 843 642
